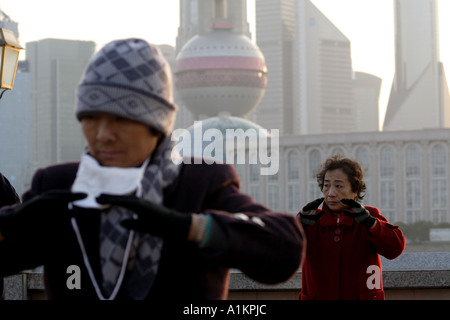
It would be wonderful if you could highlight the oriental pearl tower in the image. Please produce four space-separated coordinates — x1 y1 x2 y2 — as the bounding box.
174 0 267 119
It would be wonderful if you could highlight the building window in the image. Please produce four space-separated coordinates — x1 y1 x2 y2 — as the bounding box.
288 184 301 214
405 145 421 178
248 163 261 203
431 144 448 223
267 171 280 210
379 145 396 222
249 185 261 203
249 163 260 183
355 146 370 204
405 181 421 223
267 185 280 211
233 163 246 187
380 146 395 178
405 145 421 223
308 149 322 200
330 147 345 157
380 180 395 221
287 150 301 213
287 151 300 181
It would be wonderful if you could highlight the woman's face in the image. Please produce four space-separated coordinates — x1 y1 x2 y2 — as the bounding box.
322 168 358 212
81 113 161 167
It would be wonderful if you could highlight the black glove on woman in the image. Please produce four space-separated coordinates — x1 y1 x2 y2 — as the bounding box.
0 190 87 240
298 197 325 227
96 194 192 241
341 199 376 228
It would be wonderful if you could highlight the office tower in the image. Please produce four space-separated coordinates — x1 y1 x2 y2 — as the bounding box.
252 0 356 135
249 0 295 135
26 39 95 172
0 62 31 196
353 72 382 132
383 0 450 131
0 8 29 195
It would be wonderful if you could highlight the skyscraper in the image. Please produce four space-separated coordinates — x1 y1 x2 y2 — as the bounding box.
0 63 31 196
383 0 450 131
0 6 29 195
251 0 357 135
249 0 296 135
353 72 382 132
26 39 95 172
295 0 356 135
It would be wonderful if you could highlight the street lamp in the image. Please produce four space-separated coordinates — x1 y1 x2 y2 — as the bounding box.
0 28 23 99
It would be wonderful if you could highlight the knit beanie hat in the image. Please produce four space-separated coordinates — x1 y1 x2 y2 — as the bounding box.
76 38 177 137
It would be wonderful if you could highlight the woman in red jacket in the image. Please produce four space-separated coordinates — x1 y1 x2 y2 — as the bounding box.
298 154 405 300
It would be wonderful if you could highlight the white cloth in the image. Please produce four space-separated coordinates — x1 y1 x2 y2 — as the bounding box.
71 154 149 209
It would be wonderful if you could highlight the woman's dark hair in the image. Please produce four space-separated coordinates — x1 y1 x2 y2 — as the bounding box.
316 153 366 201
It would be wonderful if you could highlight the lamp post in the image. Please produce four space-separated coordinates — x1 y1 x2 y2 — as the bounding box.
0 28 23 99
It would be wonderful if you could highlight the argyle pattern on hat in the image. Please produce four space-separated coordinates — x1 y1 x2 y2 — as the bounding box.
76 38 177 136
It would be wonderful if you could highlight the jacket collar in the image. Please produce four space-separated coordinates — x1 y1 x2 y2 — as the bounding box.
319 203 354 227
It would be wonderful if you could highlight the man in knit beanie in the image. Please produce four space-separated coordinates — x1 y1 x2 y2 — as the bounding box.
77 38 177 137
0 38 305 301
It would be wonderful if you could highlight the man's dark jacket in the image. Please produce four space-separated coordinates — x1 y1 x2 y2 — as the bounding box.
0 161 305 300
0 172 20 299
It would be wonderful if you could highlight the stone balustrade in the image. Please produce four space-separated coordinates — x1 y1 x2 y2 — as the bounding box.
4 252 450 300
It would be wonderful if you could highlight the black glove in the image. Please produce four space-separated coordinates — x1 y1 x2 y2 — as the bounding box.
298 198 325 227
341 199 376 228
0 190 87 239
96 194 192 240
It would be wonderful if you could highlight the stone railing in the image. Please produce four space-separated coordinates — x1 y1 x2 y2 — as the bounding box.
4 252 450 300
228 252 450 300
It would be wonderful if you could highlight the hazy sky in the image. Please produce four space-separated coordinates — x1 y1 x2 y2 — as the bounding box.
2 0 450 127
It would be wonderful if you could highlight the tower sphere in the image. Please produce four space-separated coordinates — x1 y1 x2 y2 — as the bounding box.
174 28 267 118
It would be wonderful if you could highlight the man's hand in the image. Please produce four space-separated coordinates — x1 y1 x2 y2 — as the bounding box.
341 199 377 229
298 198 325 227
96 194 192 241
0 190 87 240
